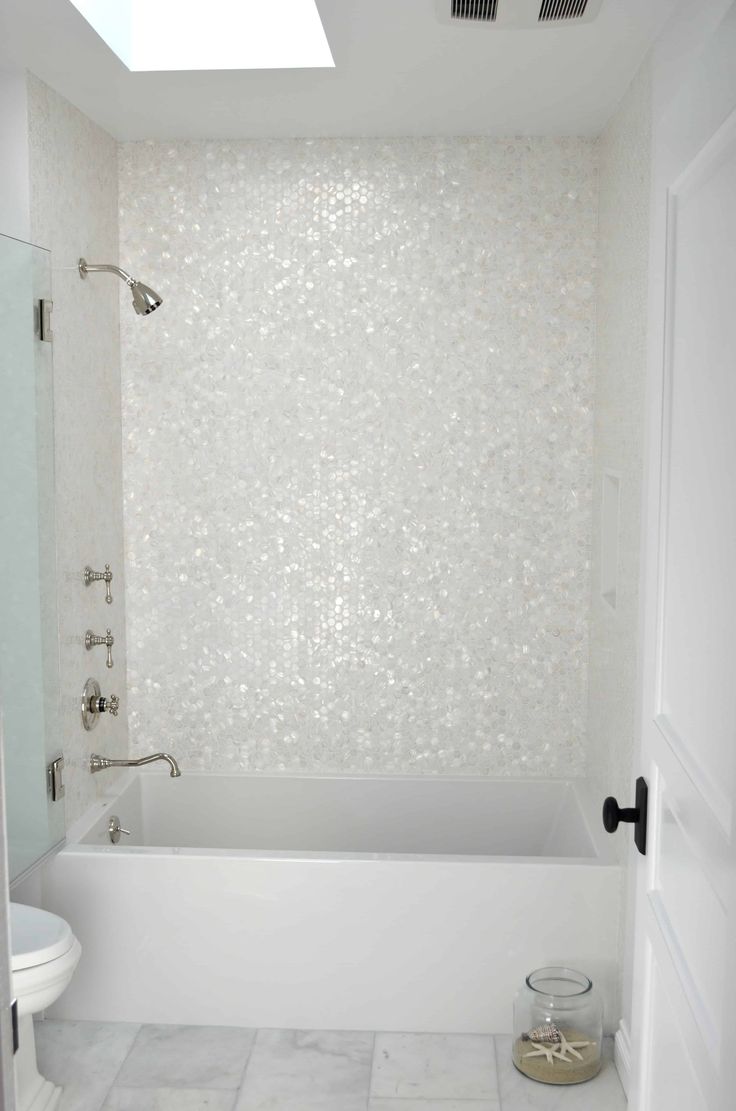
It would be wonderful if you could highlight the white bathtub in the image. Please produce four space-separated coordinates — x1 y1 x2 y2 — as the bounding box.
36 772 620 1033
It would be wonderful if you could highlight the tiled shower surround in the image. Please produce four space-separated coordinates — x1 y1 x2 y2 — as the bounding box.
119 138 597 775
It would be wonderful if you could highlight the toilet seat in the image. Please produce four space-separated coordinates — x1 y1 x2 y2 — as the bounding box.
10 904 81 1019
9 904 82 1111
10 904 75 971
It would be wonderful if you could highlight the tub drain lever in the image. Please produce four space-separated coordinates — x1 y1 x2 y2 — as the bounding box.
108 815 131 844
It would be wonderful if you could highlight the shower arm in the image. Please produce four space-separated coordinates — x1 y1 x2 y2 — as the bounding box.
78 257 163 316
78 260 136 287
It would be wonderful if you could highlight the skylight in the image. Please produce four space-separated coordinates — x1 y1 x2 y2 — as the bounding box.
69 0 335 72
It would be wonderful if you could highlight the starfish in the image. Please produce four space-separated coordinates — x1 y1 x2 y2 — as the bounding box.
523 1041 558 1064
556 1031 593 1061
523 1033 594 1065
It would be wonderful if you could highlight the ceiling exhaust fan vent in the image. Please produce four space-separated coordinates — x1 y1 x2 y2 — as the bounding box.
440 0 603 27
451 0 498 20
538 0 589 20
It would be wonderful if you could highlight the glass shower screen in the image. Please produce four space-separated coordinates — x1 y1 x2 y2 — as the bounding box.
0 233 65 880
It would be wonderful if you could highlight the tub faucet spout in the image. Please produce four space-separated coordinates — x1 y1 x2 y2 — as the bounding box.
90 752 182 777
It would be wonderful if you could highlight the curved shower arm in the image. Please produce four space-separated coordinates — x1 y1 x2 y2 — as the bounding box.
78 257 163 316
79 259 136 287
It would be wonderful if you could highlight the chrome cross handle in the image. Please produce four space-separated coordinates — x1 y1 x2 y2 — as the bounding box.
86 628 114 668
84 564 113 604
85 690 119 717
81 678 120 731
97 693 120 716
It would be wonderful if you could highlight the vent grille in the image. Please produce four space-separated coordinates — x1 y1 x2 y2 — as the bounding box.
451 0 498 21
442 0 602 28
538 0 589 20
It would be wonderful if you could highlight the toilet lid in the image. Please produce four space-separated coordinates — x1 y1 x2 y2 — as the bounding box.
10 903 74 971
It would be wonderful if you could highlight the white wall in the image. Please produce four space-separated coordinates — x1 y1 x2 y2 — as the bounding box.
119 137 598 777
586 59 652 1037
588 67 652 850
26 75 129 826
0 60 30 241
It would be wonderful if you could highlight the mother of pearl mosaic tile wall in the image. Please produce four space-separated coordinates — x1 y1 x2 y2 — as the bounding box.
119 138 597 775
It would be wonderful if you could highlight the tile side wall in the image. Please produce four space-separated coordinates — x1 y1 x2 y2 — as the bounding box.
27 74 129 825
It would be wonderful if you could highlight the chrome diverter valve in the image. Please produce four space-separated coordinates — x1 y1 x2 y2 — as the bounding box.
81 677 119 731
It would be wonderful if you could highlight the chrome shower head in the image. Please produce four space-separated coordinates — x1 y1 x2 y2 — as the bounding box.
79 258 163 316
130 280 163 316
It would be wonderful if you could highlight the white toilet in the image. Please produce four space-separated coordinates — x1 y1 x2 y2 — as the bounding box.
10 903 82 1111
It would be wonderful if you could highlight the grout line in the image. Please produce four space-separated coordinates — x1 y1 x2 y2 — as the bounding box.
492 1034 503 1111
368 1028 380 1097
234 1026 259 1095
96 1078 113 1111
106 1021 144 1091
365 1030 376 1105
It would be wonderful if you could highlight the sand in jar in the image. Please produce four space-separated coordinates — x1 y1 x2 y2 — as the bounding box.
513 1028 601 1085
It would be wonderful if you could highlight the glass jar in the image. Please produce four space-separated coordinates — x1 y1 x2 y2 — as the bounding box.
512 966 603 1085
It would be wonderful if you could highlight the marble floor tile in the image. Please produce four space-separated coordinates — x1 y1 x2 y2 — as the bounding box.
235 1029 374 1111
370 1102 499 1110
34 1020 141 1087
34 1022 628 1111
57 1083 111 1111
371 1033 497 1101
238 1099 366 1111
104 1088 237 1110
495 1036 627 1110
115 1025 256 1090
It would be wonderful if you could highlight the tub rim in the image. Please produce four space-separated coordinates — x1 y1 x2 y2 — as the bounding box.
61 769 618 868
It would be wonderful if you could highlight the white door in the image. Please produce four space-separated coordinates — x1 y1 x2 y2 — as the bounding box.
629 20 736 1111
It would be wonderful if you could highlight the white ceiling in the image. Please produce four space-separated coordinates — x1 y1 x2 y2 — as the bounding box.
1 0 681 140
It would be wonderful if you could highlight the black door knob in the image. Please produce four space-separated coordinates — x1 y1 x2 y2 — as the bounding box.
602 777 648 856
602 796 638 833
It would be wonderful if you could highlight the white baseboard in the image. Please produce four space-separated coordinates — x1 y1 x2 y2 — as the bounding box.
614 1019 631 1098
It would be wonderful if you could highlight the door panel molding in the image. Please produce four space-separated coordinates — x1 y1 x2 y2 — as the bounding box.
630 10 736 1105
